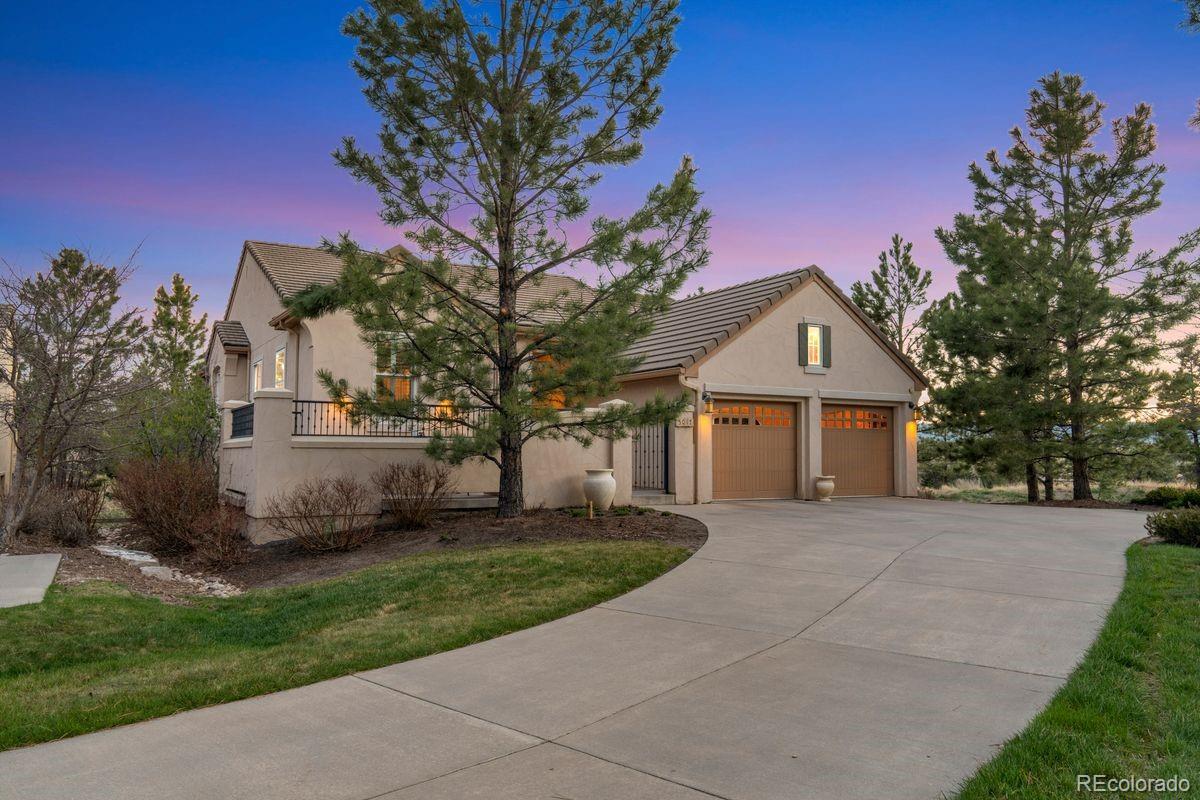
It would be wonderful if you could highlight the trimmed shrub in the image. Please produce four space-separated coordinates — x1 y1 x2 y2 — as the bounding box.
1145 508 1200 547
112 457 246 566
264 476 378 552
1137 486 1200 508
373 462 456 529
19 486 101 546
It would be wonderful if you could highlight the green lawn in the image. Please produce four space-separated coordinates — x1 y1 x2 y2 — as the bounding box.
956 542 1200 799
0 540 688 751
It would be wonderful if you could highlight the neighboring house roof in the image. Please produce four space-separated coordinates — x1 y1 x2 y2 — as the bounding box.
621 266 928 387
241 240 593 326
212 320 250 350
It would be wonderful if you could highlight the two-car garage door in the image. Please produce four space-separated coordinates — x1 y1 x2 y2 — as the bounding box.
711 400 894 499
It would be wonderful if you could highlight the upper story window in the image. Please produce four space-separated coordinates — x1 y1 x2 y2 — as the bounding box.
799 322 832 370
251 359 262 394
533 353 566 409
375 338 412 400
274 346 286 388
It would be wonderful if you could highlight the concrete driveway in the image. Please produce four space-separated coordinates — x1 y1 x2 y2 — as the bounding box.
0 499 1143 800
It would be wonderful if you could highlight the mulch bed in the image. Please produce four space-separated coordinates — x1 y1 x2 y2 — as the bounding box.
151 507 707 591
7 530 213 603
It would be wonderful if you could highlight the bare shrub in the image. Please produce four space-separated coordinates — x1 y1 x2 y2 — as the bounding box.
113 458 215 553
112 458 245 565
264 476 378 552
18 486 103 546
372 462 457 529
188 505 247 567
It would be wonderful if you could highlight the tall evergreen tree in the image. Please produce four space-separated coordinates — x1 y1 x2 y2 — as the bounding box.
288 0 710 517
928 73 1200 500
1160 336 1200 487
126 273 218 465
1184 0 1200 129
850 234 932 361
146 273 207 389
924 213 1062 502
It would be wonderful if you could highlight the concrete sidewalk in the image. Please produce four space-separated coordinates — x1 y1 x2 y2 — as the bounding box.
0 553 61 608
0 499 1142 800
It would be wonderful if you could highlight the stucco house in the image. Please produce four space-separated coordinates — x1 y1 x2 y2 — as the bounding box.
208 241 926 536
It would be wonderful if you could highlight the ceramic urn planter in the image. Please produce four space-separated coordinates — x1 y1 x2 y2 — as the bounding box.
582 468 617 511
815 475 836 502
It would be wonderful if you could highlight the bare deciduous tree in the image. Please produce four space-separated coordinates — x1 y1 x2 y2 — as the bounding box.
0 248 147 548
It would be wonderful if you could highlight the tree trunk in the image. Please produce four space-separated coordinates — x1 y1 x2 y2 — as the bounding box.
1025 462 1040 503
497 434 524 518
0 459 30 550
1042 463 1055 501
1192 430 1200 489
1068 376 1092 500
1071 454 1091 500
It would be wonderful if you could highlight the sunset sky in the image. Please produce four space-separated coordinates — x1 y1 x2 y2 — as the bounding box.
2 0 1197 320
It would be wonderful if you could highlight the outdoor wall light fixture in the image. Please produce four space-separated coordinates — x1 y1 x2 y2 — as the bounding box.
702 391 714 414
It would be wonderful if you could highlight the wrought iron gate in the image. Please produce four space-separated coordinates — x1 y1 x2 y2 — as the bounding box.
633 423 670 491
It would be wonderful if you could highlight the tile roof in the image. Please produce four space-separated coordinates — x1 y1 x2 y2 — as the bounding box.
621 266 928 386
245 241 346 299
621 269 812 374
242 240 593 325
235 241 926 385
212 320 250 349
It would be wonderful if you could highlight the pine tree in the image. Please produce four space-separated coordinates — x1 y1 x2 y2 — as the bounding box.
1160 337 1200 487
288 0 710 517
1184 0 1200 129
126 273 218 465
146 274 207 389
928 73 1200 500
924 212 1063 502
850 234 932 361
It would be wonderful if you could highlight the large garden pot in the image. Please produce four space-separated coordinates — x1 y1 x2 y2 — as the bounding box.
815 475 836 502
582 468 617 511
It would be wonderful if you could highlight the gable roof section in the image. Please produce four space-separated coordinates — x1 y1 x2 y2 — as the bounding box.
622 266 928 387
622 269 810 374
245 241 346 299
212 320 250 350
240 240 593 325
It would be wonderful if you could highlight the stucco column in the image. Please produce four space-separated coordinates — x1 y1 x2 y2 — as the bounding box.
695 410 713 503
803 395 822 500
671 406 696 504
247 388 295 518
898 403 919 496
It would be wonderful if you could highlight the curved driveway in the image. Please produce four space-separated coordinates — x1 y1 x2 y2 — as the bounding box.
1 499 1143 800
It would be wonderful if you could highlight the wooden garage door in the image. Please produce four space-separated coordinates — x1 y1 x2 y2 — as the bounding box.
713 402 796 500
821 405 894 496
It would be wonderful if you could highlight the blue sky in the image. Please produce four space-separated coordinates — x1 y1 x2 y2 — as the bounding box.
1 0 1197 319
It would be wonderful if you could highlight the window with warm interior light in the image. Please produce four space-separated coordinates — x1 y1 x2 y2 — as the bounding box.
807 325 822 365
274 346 286 388
251 359 262 393
374 337 412 400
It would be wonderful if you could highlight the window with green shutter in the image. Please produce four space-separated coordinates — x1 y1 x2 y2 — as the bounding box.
798 323 832 369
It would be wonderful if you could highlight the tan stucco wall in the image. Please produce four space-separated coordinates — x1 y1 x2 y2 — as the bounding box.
698 281 918 395
221 389 632 541
696 280 921 499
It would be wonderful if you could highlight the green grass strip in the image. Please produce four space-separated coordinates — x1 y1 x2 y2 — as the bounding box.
956 542 1200 799
0 540 688 751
